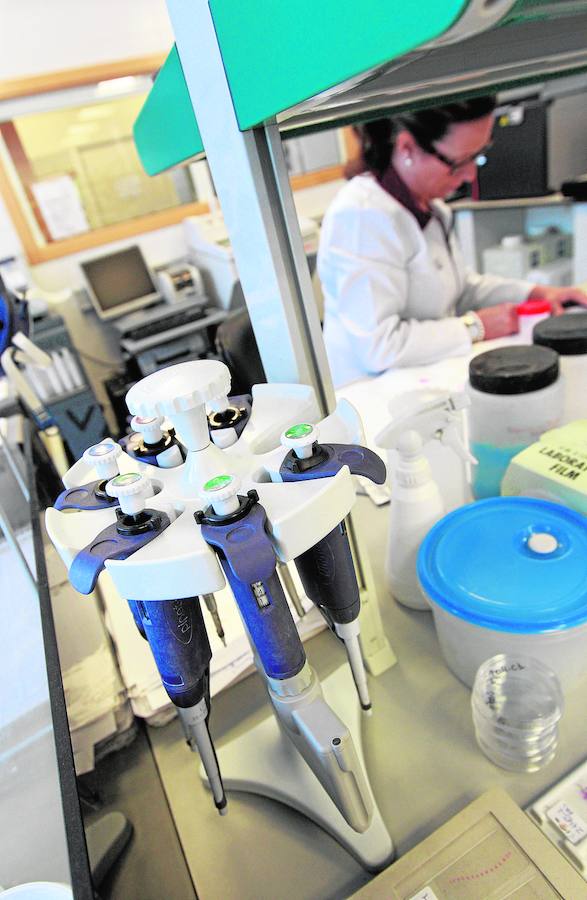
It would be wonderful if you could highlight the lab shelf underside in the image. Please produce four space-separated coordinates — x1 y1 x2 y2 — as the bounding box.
278 15 587 136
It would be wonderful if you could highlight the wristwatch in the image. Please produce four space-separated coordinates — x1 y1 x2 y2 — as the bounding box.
461 311 485 343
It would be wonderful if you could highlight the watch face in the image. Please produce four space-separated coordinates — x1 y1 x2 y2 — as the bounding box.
464 314 480 341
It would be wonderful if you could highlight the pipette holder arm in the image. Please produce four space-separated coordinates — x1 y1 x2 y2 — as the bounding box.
55 478 117 511
68 508 171 595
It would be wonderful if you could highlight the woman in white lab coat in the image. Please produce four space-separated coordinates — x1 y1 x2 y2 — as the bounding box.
318 98 587 387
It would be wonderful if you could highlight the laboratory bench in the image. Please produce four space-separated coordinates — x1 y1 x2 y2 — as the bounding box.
8 420 587 898
142 339 587 899
15 330 587 897
141 492 587 900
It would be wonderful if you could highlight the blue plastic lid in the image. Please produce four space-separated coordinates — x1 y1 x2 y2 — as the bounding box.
417 497 587 634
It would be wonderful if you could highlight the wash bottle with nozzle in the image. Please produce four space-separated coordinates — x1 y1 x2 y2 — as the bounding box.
375 391 475 610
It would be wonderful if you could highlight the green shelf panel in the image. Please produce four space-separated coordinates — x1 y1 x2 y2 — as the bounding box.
133 45 204 176
133 2 587 176
209 0 468 130
133 1 468 174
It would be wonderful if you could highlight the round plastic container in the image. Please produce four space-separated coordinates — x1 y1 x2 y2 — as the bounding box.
471 653 563 772
417 497 587 690
533 311 587 423
474 728 558 772
466 346 563 498
516 299 551 344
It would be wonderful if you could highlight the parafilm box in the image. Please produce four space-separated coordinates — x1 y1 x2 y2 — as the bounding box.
502 420 587 514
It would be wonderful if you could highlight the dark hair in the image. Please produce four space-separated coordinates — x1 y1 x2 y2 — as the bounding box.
359 96 497 176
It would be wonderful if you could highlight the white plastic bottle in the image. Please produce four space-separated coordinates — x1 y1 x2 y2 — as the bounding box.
385 431 445 609
376 392 475 610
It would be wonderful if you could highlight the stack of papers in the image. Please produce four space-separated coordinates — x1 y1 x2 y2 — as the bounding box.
98 564 326 725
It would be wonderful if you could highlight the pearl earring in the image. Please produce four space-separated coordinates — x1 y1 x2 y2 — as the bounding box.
404 157 413 167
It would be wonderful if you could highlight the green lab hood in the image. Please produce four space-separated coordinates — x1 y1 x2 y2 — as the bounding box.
134 0 587 175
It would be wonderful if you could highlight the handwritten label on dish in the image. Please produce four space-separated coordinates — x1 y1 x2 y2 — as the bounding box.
547 800 587 845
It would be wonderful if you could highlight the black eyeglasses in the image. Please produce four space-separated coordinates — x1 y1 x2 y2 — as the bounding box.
422 142 492 175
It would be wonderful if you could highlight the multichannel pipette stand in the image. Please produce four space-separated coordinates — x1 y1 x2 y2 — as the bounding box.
46 360 394 870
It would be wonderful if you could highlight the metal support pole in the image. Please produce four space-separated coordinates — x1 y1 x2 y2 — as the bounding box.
263 123 335 414
167 0 335 415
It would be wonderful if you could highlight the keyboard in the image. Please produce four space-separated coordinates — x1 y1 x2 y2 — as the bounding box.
123 305 207 342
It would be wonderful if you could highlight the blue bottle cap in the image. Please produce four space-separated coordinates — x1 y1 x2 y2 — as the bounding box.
417 497 587 634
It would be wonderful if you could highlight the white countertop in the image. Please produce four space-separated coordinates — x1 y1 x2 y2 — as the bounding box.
147 491 587 899
143 335 587 899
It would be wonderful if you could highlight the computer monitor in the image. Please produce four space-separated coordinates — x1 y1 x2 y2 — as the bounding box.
81 245 160 320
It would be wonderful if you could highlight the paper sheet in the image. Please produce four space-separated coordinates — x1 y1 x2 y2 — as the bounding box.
31 175 89 240
98 565 326 721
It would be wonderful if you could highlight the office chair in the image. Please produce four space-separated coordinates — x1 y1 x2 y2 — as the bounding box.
214 308 266 395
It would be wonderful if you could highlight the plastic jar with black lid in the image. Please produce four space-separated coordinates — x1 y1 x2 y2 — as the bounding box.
467 345 564 498
533 311 587 424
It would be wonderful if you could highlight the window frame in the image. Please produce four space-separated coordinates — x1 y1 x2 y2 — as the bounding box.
0 55 346 264
0 55 209 264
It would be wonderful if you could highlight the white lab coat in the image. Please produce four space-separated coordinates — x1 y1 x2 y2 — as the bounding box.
318 174 533 387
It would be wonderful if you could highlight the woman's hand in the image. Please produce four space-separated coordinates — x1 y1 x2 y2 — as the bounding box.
528 285 587 315
477 303 519 340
